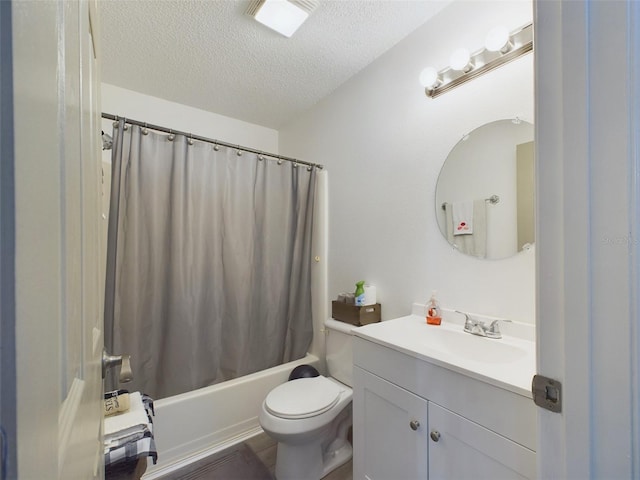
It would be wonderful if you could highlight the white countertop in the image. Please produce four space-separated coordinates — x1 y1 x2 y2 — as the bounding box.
353 310 536 398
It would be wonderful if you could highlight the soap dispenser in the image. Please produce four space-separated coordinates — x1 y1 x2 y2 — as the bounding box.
426 291 442 326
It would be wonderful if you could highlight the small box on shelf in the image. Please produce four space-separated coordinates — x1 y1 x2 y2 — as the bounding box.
331 301 381 326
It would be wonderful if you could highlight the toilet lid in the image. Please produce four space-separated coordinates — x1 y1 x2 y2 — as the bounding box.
265 376 341 419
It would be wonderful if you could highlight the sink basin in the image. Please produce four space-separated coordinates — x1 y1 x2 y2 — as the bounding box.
353 313 536 396
422 327 528 363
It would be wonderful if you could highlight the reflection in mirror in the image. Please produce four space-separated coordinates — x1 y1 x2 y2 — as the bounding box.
435 119 534 260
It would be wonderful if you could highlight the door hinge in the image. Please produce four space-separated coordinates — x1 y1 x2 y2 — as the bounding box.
532 374 562 413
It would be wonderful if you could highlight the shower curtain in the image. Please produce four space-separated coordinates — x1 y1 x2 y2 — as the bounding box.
104 120 316 399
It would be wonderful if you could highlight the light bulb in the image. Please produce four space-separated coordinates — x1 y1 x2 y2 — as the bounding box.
485 26 511 52
450 48 471 71
419 67 439 89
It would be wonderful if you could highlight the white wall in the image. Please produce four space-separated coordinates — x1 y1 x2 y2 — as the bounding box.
279 0 535 323
101 83 278 153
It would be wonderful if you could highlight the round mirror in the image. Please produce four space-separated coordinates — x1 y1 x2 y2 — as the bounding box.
435 119 534 260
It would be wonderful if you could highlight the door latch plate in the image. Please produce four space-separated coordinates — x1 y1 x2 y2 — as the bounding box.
532 374 562 413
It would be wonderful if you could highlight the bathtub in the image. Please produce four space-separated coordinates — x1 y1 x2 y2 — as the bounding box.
142 353 320 478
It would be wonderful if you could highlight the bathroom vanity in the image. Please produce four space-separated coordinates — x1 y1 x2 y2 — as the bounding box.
352 307 537 479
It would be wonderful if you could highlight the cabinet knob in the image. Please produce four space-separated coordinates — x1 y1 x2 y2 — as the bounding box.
409 420 420 431
430 430 441 442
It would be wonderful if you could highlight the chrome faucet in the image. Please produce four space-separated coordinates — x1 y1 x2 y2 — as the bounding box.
484 319 512 339
456 311 511 339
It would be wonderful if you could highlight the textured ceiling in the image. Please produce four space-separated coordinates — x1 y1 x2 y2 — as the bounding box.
100 0 450 129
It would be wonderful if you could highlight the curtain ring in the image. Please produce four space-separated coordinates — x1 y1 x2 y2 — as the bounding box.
168 129 175 141
257 154 264 161
141 122 149 135
236 146 242 156
188 134 194 146
277 159 283 165
307 165 312 171
293 163 299 168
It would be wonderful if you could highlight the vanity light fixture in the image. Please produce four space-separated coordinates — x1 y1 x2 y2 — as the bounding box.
419 67 440 90
449 48 473 72
246 0 318 38
420 23 533 99
485 26 512 53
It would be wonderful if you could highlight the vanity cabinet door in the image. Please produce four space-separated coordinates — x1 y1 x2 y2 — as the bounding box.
353 366 429 480
428 402 536 480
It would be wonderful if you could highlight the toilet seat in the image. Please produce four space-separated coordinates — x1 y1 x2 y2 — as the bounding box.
265 376 342 419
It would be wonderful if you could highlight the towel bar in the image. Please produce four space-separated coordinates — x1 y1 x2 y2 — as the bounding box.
441 194 500 210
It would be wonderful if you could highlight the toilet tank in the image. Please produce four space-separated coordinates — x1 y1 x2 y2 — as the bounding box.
325 318 357 387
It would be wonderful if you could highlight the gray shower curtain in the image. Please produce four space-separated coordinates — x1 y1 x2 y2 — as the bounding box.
104 120 316 399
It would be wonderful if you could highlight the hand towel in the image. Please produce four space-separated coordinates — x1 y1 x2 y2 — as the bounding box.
452 201 473 235
104 391 148 437
104 392 158 467
445 200 487 258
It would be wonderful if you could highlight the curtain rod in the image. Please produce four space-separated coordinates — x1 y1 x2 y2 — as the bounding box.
101 112 324 170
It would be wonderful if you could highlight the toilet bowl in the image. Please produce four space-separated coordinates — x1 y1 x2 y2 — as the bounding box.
259 319 356 480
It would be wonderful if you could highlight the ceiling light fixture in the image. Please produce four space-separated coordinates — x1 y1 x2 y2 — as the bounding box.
420 23 533 99
246 0 318 38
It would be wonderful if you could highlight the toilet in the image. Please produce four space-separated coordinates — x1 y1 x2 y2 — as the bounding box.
259 318 356 480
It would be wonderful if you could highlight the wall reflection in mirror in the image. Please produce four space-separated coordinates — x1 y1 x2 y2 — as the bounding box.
435 119 534 260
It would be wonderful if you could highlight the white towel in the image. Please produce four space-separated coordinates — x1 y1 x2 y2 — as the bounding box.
452 201 473 235
445 200 487 258
104 391 148 437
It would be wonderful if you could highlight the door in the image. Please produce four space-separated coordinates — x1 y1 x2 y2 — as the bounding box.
535 0 640 477
428 402 535 480
12 0 104 477
352 366 429 480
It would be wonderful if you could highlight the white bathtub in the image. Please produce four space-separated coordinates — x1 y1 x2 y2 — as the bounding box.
142 353 320 478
